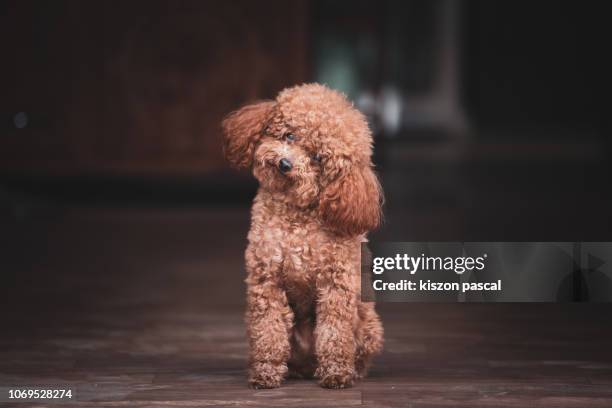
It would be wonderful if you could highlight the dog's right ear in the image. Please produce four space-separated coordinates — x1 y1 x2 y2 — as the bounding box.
222 101 274 169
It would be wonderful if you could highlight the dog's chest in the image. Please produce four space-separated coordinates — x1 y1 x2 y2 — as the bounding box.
278 221 322 279
251 212 323 284
276 221 322 313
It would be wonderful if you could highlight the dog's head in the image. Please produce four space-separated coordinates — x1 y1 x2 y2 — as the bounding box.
222 83 382 236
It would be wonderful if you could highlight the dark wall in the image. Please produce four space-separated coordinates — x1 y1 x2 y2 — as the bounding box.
463 1 605 131
1 0 609 180
0 0 308 176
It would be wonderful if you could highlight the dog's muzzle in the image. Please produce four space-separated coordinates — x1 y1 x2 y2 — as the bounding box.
278 158 292 174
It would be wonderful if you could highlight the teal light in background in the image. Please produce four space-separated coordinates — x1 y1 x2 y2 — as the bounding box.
314 37 358 100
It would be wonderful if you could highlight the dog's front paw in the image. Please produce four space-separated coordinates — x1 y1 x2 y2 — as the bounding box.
320 373 354 389
316 366 355 389
248 362 286 389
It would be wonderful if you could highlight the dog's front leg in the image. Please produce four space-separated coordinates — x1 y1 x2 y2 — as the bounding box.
245 271 293 389
314 266 357 388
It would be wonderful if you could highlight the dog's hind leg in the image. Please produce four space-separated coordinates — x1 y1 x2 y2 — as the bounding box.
354 301 383 379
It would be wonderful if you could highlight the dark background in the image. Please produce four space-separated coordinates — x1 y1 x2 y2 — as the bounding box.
1 0 610 240
1 1 611 406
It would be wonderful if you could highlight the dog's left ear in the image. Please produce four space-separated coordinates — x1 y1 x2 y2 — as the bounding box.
222 101 274 169
319 162 383 236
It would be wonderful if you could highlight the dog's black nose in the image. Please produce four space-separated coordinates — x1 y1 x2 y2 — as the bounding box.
278 158 292 173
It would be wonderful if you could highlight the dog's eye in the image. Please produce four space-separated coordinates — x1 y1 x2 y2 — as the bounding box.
283 133 296 142
312 153 322 163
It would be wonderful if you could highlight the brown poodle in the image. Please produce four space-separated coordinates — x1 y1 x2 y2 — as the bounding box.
222 83 384 389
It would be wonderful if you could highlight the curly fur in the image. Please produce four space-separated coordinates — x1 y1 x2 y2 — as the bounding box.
222 83 384 389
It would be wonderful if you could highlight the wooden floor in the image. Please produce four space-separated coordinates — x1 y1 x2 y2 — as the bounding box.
1 208 612 407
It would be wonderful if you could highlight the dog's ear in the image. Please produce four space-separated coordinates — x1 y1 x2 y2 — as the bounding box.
319 162 383 236
222 101 274 169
